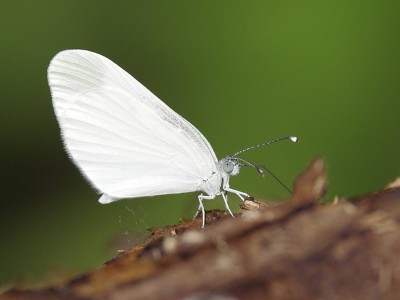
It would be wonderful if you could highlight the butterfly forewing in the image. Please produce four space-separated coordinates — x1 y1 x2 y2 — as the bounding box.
48 50 218 200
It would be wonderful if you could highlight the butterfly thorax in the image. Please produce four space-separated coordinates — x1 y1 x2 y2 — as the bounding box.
198 169 222 197
197 156 242 198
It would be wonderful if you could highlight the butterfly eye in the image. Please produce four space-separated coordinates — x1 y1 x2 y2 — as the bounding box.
223 159 235 173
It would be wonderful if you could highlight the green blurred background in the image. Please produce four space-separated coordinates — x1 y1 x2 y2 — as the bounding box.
1 1 399 287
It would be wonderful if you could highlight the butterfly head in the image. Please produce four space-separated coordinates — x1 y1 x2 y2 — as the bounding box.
220 157 241 176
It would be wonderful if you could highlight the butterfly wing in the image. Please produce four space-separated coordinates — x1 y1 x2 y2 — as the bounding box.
48 50 218 202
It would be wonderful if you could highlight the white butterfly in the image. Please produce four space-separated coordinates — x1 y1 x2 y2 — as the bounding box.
48 50 297 227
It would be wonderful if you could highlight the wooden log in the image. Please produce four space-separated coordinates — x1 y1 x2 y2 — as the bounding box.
2 158 400 300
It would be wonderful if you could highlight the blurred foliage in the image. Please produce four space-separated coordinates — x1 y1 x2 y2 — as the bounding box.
1 1 399 286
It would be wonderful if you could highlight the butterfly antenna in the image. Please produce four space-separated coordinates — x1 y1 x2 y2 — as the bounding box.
236 157 293 194
236 157 264 176
232 136 298 157
257 164 293 194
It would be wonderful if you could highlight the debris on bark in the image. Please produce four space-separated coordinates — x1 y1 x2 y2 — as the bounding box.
2 157 400 300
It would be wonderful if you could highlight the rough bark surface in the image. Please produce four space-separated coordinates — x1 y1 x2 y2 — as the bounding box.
2 158 400 300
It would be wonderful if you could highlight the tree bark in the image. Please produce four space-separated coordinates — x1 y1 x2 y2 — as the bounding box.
2 157 400 300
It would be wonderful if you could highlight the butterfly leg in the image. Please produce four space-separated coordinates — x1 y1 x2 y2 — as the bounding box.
193 204 201 219
223 179 249 201
221 191 235 218
197 193 214 228
224 187 249 201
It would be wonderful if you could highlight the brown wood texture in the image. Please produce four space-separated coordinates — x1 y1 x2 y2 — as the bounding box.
2 157 400 300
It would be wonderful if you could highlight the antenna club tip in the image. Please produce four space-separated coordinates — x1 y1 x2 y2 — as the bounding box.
289 136 298 143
